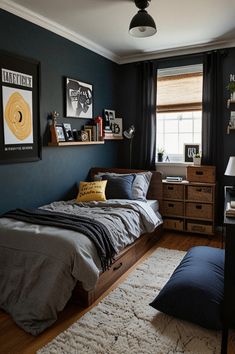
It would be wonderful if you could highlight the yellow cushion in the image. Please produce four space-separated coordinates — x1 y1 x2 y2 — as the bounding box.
76 180 107 202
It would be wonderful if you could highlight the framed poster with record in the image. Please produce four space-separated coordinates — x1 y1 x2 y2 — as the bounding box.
0 51 41 164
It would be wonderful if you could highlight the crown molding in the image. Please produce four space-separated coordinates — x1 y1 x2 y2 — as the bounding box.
119 39 235 64
0 0 121 64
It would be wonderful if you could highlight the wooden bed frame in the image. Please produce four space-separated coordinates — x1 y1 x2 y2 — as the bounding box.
72 167 163 307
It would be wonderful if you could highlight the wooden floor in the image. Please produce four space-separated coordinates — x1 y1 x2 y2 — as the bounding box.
0 231 234 354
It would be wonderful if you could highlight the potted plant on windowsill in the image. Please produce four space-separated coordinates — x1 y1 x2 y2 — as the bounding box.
193 153 202 165
227 82 235 102
157 147 164 162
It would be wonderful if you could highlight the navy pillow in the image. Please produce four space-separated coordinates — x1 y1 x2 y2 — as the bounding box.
102 174 135 199
150 246 224 330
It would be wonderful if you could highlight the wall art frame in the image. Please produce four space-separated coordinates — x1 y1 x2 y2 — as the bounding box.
65 77 93 119
0 50 41 164
184 143 200 163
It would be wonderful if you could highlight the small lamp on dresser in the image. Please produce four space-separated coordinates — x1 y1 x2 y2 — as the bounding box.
225 156 235 194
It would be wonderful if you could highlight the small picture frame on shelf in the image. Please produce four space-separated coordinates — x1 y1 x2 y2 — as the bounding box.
55 124 66 142
111 118 123 137
104 109 115 131
184 144 200 163
63 123 74 141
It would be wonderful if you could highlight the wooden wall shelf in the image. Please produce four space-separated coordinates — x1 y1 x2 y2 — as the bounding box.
48 141 104 147
103 136 123 140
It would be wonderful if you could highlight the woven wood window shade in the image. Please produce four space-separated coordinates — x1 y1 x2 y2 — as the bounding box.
157 72 203 113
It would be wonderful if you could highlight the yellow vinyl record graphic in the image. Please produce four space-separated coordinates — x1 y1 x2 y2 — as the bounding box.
4 92 32 141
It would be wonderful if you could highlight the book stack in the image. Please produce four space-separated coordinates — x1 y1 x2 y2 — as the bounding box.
225 200 235 217
83 123 100 141
103 125 113 139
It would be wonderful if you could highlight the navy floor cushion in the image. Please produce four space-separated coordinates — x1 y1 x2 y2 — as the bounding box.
150 246 224 330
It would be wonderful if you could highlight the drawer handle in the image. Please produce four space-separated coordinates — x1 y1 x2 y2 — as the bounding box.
168 203 174 207
192 225 205 232
196 171 203 175
113 262 123 271
167 186 174 190
196 188 202 192
196 205 202 209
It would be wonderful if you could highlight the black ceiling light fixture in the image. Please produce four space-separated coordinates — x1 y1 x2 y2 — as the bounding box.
129 0 157 38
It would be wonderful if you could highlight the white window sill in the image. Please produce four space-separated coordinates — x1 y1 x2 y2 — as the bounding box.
155 162 193 167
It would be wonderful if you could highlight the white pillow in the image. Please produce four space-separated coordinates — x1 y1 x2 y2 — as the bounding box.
94 171 152 201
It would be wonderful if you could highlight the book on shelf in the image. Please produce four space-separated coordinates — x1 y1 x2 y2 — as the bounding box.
166 176 183 182
103 131 114 136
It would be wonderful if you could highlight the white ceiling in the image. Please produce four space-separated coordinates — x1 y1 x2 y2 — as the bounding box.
1 0 235 64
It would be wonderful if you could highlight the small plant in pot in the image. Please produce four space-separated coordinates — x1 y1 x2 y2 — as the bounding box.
157 147 164 162
193 152 202 165
227 82 235 101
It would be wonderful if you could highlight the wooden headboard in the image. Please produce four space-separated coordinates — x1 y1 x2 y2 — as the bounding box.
89 167 163 209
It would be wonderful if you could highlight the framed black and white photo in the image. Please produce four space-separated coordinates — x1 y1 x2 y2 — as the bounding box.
66 77 93 119
0 51 41 164
184 144 200 162
62 123 73 141
104 109 115 129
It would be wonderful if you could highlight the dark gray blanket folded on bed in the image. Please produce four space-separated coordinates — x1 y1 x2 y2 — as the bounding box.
3 208 116 271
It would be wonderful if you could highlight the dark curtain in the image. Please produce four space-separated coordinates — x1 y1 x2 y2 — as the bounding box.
134 61 157 170
202 51 223 165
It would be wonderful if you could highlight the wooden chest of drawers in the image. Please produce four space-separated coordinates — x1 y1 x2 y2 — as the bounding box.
162 178 216 236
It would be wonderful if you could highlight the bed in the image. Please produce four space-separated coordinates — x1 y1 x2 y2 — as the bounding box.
0 167 163 335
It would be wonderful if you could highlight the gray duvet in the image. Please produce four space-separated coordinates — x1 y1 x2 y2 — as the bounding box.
0 199 162 335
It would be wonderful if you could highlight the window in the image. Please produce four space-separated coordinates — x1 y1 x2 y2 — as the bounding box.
156 65 203 163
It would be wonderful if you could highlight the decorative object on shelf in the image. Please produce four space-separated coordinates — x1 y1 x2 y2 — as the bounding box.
63 123 73 141
51 110 59 126
0 51 40 164
123 125 135 168
227 111 235 134
77 130 89 142
129 0 157 38
184 144 200 163
193 152 202 165
157 147 164 162
72 129 79 141
227 81 235 102
66 77 93 119
94 116 103 140
111 118 123 138
225 156 235 193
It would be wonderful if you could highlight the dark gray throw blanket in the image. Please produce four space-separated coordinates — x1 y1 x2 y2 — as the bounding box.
3 208 116 271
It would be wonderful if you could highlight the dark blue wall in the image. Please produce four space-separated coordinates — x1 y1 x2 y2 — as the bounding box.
0 10 120 214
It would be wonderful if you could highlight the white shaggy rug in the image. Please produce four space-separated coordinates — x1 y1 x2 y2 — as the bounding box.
37 248 221 354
